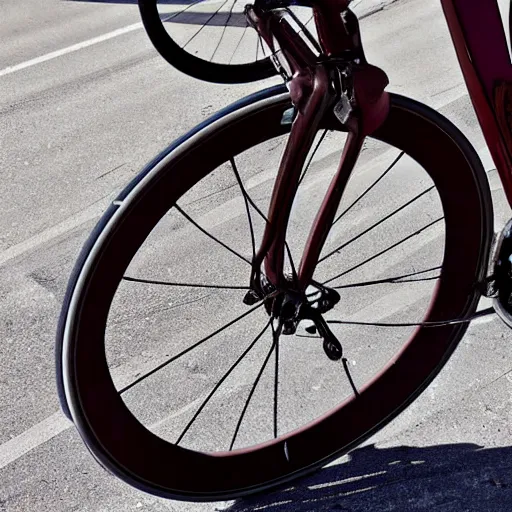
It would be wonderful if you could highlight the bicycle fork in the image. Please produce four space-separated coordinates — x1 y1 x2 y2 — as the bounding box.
243 4 390 353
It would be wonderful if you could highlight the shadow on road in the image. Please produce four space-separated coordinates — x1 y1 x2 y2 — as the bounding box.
66 0 248 27
228 443 512 511
66 0 202 5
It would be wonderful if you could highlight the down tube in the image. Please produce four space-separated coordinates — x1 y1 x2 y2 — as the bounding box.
441 0 512 205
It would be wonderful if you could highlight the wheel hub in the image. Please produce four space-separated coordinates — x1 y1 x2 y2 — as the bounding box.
243 276 344 360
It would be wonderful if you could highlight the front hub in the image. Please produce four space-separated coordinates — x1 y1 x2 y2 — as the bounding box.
243 276 344 359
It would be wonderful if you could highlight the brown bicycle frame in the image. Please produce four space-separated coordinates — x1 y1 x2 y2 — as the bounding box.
247 1 390 294
441 0 512 204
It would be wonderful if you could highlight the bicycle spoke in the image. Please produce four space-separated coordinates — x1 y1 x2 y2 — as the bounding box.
182 0 230 51
239 182 267 223
176 319 271 445
229 325 279 450
299 129 328 186
229 156 268 220
285 241 299 287
234 191 303 279
258 33 267 58
175 204 251 265
342 357 359 398
228 24 249 64
230 157 256 259
322 217 444 285
271 320 282 439
284 8 321 54
119 300 266 395
326 307 494 328
332 151 404 227
229 157 299 279
122 275 249 290
319 185 435 264
331 266 441 289
211 0 239 61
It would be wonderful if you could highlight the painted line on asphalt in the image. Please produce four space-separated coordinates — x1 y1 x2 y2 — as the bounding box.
0 193 115 268
0 411 72 470
0 395 202 471
0 22 142 78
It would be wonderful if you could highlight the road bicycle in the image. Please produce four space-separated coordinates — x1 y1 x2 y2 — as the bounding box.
56 0 512 502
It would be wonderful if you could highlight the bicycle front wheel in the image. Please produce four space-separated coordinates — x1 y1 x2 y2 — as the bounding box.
57 85 492 500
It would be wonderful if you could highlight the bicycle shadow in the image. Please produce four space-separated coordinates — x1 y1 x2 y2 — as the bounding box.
227 443 512 511
67 0 199 5
66 0 249 27
66 0 227 5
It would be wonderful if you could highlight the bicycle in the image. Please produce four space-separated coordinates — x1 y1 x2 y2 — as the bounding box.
56 0 512 502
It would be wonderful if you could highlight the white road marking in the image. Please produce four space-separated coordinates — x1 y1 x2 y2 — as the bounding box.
498 0 512 62
0 411 72 470
0 22 142 78
308 470 387 489
0 350 215 471
0 193 115 268
0 394 203 471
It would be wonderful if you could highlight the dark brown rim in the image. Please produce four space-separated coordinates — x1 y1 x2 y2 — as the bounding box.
63 92 491 500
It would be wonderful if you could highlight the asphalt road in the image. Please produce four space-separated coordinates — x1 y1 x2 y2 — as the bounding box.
2 0 512 510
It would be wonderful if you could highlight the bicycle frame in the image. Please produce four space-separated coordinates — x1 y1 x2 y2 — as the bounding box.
248 0 512 301
442 1 512 203
247 0 389 298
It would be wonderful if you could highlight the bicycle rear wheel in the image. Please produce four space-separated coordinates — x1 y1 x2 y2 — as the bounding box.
57 86 492 500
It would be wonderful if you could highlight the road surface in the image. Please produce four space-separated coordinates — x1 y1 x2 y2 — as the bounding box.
1 0 512 510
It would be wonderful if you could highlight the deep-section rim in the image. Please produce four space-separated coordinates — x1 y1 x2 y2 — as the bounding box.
55 86 289 421
59 88 493 501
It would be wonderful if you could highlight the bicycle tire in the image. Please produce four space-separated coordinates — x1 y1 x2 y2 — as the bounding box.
56 85 493 500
